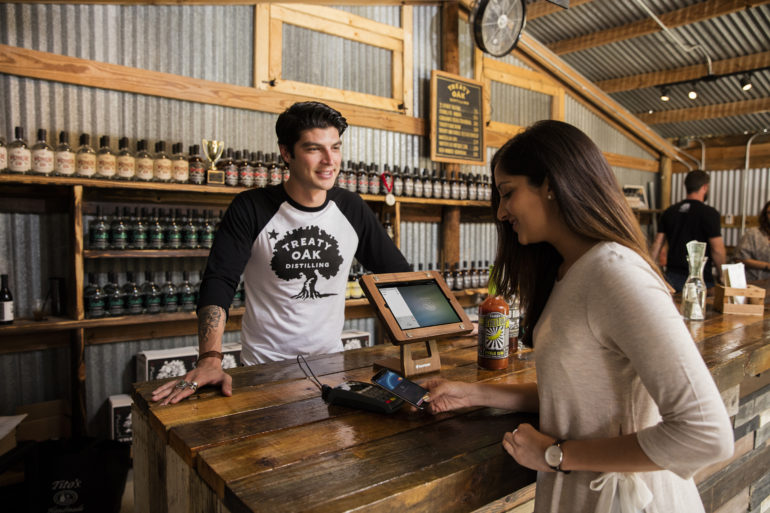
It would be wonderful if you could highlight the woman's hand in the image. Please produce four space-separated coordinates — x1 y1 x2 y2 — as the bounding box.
502 422 556 472
424 378 475 413
151 358 232 405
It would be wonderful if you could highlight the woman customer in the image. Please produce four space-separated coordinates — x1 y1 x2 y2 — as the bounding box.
426 120 733 512
734 200 770 281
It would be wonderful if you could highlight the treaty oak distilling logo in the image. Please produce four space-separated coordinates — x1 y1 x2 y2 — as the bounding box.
270 225 343 299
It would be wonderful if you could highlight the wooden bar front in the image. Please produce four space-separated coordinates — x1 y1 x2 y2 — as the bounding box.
132 287 770 513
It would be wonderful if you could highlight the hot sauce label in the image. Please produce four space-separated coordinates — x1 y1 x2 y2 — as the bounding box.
478 312 509 360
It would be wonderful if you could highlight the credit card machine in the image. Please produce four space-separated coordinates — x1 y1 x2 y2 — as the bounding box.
321 381 404 414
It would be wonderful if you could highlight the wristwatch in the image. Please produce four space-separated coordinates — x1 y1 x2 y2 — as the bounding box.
544 439 570 473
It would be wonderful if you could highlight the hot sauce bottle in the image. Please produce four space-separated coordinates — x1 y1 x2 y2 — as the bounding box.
478 274 509 370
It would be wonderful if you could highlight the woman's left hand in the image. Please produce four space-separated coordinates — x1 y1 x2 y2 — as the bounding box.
502 423 557 472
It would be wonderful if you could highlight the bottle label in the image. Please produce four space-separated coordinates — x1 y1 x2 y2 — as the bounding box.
76 153 96 177
96 154 117 178
136 158 154 181
144 295 162 314
357 175 369 194
55 151 76 176
32 149 55 174
90 229 109 250
199 232 214 249
239 167 254 187
117 156 136 179
162 295 178 312
127 296 143 315
131 229 148 249
414 180 423 198
172 161 189 183
9 148 31 172
85 297 104 318
149 229 164 249
225 164 239 186
254 166 268 188
404 178 414 197
154 158 172 181
478 311 509 360
1 301 14 322
424 182 433 198
183 228 198 249
180 293 196 311
111 229 128 249
107 295 125 316
166 231 182 249
269 169 282 186
0 147 7 170
189 163 206 185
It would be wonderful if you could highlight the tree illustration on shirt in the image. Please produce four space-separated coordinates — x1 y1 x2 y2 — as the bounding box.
270 225 343 299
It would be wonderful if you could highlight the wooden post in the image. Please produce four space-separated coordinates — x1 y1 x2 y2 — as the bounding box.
660 156 672 209
72 327 86 437
441 206 461 270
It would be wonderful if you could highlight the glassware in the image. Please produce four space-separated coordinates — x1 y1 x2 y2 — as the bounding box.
681 256 707 320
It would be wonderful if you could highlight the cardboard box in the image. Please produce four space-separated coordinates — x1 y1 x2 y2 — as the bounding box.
136 346 199 382
108 394 133 443
341 330 371 350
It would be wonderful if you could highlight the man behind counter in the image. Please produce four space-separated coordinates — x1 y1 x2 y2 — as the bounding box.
153 101 410 405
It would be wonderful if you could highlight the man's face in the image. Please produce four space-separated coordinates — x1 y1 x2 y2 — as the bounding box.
280 127 342 195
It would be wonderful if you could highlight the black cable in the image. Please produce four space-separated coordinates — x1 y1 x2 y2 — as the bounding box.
296 355 323 391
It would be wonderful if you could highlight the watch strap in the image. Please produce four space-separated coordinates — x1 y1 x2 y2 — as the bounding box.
197 350 224 364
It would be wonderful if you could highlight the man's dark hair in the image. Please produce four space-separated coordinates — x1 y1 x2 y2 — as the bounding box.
684 169 710 194
275 102 347 157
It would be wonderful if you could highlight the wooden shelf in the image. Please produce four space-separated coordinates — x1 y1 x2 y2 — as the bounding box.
84 249 211 258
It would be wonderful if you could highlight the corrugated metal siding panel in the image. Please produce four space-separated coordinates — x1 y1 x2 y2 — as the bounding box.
459 222 496 268
412 5 442 120
490 81 551 126
0 347 72 416
399 221 440 270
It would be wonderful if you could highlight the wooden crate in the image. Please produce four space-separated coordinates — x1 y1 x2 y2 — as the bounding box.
713 284 766 315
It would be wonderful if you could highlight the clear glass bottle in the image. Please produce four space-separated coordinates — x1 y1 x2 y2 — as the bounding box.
83 273 105 319
383 212 394 240
178 271 196 312
188 144 205 185
8 126 32 174
131 207 148 250
96 135 117 179
182 208 198 249
681 257 707 320
413 166 424 198
55 132 76 177
468 173 478 201
441 170 451 199
135 139 154 182
31 128 55 175
116 137 136 181
148 208 165 249
161 271 178 313
141 271 162 314
165 209 182 249
122 271 144 315
104 272 125 317
153 141 172 182
0 273 14 324
199 210 216 249
75 133 96 178
171 142 189 183
89 206 110 250
110 207 128 250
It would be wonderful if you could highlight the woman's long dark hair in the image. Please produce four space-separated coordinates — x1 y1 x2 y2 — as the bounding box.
759 200 770 236
491 120 662 347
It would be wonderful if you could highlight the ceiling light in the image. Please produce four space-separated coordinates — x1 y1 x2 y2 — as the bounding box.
659 86 670 102
688 84 698 100
740 74 753 92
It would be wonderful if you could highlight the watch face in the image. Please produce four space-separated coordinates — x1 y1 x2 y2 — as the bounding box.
544 444 563 467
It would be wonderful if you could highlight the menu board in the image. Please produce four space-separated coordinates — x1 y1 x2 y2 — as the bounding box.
430 70 485 166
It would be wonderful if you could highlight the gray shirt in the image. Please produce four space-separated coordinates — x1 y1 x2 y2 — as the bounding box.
734 227 770 281
532 242 733 513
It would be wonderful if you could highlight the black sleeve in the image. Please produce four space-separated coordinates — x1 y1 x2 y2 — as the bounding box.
197 189 272 317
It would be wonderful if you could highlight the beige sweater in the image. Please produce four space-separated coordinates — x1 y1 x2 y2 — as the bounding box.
532 242 733 513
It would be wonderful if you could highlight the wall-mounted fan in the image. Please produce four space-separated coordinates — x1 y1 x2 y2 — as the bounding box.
471 0 527 57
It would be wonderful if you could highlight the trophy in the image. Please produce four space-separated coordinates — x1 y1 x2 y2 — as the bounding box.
202 138 225 185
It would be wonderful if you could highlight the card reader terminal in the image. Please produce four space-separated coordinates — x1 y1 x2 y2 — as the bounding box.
321 381 404 414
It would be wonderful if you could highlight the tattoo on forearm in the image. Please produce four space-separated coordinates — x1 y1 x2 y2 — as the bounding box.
198 305 225 342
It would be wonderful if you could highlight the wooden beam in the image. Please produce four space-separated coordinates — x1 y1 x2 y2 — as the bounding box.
598 51 770 93
672 141 770 172
639 97 770 125
0 44 426 137
527 0 593 19
548 0 770 55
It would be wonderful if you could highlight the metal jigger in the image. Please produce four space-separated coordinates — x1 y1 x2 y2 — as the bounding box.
201 139 225 185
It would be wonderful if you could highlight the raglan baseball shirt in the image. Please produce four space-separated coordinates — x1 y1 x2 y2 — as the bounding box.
198 184 410 364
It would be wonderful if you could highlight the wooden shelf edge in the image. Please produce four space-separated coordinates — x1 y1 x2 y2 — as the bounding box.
84 249 211 258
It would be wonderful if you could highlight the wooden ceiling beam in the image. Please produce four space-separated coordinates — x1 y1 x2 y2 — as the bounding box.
638 97 770 125
526 0 593 20
598 51 770 93
548 0 770 55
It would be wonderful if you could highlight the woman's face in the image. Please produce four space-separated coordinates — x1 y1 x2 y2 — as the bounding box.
494 164 553 245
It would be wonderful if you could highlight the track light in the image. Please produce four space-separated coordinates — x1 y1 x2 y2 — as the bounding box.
740 74 753 92
687 84 698 100
659 86 670 102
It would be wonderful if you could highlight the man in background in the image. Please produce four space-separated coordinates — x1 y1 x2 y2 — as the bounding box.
650 169 726 292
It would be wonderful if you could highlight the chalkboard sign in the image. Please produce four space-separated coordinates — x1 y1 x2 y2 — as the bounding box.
430 70 485 166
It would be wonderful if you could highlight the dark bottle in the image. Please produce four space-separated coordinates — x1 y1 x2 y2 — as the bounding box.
141 271 162 314
188 144 205 185
253 151 268 188
83 273 105 319
165 209 182 249
356 163 369 195
268 152 282 186
122 272 144 315
89 206 110 250
130 207 148 249
220 148 238 187
0 274 14 324
0 135 7 172
182 209 199 249
383 212 394 240
346 161 357 193
178 271 196 312
281 154 290 183
148 208 165 250
199 210 216 249
161 272 178 313
239 149 255 187
110 207 129 250
104 272 125 317
367 163 379 195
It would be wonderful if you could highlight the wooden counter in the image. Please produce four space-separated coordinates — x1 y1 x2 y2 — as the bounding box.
132 289 770 513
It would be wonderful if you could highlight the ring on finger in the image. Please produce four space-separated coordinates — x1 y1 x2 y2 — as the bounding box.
512 428 518 437
189 381 199 392
175 380 189 390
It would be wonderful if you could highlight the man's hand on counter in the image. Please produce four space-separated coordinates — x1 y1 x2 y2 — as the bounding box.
151 358 233 405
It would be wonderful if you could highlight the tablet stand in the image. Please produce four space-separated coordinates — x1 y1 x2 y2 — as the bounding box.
374 339 441 377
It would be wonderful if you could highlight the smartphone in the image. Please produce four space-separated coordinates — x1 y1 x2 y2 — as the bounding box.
371 368 430 409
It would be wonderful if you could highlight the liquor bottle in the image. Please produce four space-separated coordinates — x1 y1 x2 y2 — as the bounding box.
0 136 7 172
452 263 463 291
161 271 178 313
153 141 172 182
141 271 162 314
508 294 521 354
178 271 196 312
383 212 394 240
392 165 404 197
0 274 13 324
8 126 32 174
470 261 480 289
116 137 136 180
188 144 205 185
459 173 469 200
89 206 109 250
171 143 189 183
478 276 510 370
104 272 125 317
148 208 165 249
220 148 237 187
431 169 441 198
422 169 433 199
468 173 478 201
75 133 96 178
83 273 105 319
441 170 451 199
462 261 473 289
346 161 357 193
165 209 182 249
238 149 254 187
122 272 144 315
54 132 75 177
96 135 117 179
356 163 369 194
413 166 424 198
198 210 216 249
402 166 414 197
483 176 492 202
135 140 154 182
351 266 364 299
182 209 198 249
443 262 454 290
281 155 290 183
450 171 460 200
268 152 282 186
109 207 128 250
31 128 55 175
367 163 379 195
335 161 345 189
253 151 268 188
130 207 148 249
